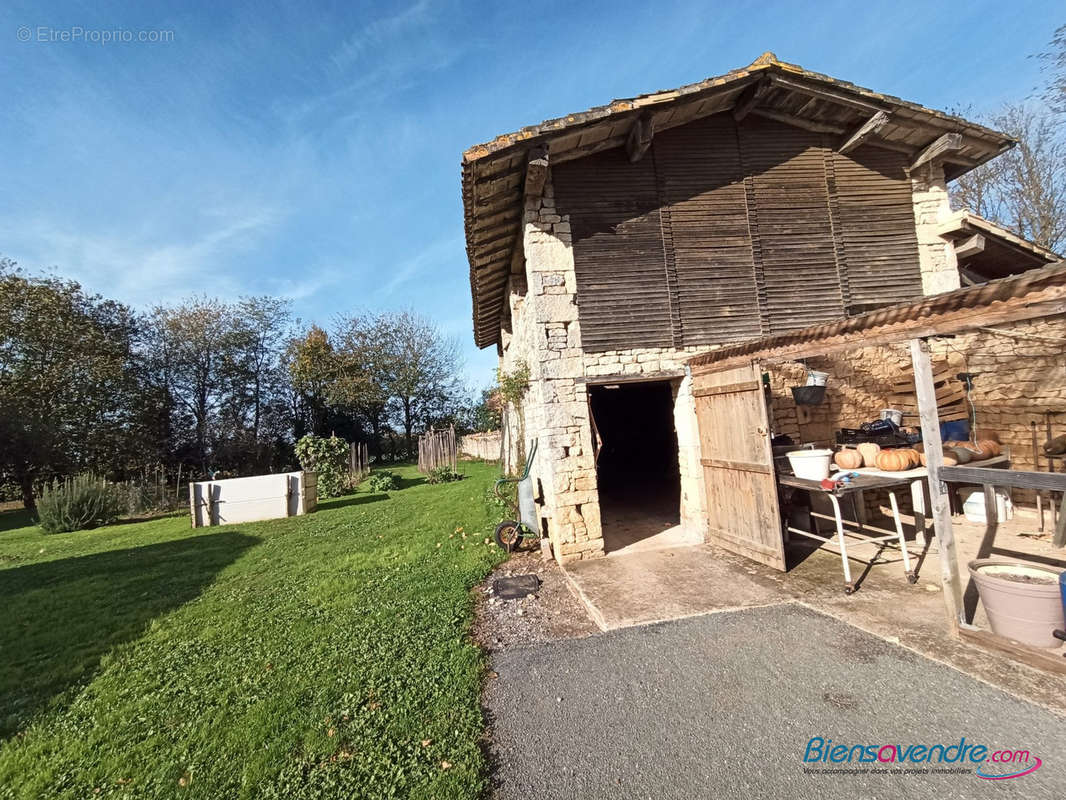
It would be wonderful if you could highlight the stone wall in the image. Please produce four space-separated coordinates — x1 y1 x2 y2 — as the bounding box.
911 162 961 296
768 314 1066 512
496 178 711 562
459 431 502 461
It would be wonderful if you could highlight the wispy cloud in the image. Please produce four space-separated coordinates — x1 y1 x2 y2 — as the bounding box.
374 234 465 299
0 207 283 307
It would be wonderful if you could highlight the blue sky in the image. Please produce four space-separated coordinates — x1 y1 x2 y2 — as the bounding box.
1 1 1062 391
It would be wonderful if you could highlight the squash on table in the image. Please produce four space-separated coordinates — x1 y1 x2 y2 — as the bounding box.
920 453 958 467
834 447 863 470
856 442 881 468
948 446 972 464
876 449 912 472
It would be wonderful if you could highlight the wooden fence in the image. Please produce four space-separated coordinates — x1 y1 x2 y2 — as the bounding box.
418 426 457 473
349 441 369 482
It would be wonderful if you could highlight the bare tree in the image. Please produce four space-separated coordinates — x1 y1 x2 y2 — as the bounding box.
1038 23 1066 114
381 311 462 456
949 103 1066 252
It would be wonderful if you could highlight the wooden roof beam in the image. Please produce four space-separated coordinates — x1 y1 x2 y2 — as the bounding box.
731 78 771 123
625 114 654 163
749 108 845 134
910 132 963 171
523 145 549 200
837 111 891 154
953 233 986 260
767 74 885 113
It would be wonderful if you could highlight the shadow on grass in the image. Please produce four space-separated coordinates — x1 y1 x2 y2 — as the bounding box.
0 509 33 533
319 493 388 511
0 531 258 739
395 474 427 490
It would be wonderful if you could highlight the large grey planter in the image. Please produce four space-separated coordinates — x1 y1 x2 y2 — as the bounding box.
969 559 1065 649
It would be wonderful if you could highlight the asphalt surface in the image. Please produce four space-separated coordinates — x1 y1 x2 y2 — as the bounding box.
484 603 1066 799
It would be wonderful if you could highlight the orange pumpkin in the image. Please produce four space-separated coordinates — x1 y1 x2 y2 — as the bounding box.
919 452 958 467
857 442 881 468
876 449 911 472
834 448 863 470
900 448 921 468
975 439 1001 459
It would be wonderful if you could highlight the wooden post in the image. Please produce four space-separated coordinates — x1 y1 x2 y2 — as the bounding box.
910 338 965 628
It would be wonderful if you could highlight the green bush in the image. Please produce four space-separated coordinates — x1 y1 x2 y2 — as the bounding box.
294 434 349 498
366 471 399 492
36 475 123 533
426 466 463 484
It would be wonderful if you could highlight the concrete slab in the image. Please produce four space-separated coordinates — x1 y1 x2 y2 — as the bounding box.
563 541 1066 714
564 545 782 629
486 605 1066 800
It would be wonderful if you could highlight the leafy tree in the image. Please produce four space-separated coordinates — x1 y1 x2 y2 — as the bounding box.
469 387 503 432
286 325 336 437
332 313 392 460
0 264 141 508
149 297 238 476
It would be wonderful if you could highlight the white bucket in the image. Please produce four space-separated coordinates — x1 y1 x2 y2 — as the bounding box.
806 370 829 386
786 449 833 481
963 489 1013 524
880 408 903 426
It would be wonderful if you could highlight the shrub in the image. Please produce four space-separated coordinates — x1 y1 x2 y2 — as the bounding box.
37 475 123 533
366 471 399 492
425 466 462 485
295 434 349 498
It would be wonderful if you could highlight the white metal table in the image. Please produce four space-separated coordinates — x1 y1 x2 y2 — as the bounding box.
779 472 919 594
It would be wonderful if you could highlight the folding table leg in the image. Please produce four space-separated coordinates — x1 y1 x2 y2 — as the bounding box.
889 490 917 584
910 479 927 547
828 494 854 594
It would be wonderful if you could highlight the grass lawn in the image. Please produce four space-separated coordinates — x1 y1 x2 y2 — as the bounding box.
0 462 507 799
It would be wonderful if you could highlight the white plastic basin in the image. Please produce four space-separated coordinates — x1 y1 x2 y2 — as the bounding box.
786 449 833 481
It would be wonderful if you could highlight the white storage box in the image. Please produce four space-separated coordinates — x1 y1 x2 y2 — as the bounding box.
962 488 1012 524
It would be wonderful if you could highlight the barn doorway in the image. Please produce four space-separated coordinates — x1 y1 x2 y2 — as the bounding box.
589 380 683 554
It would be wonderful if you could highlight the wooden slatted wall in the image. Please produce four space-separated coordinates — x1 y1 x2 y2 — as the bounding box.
654 115 763 344
831 146 923 308
552 146 674 351
738 116 846 332
551 111 923 352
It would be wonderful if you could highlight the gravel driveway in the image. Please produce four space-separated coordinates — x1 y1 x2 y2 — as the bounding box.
483 603 1065 799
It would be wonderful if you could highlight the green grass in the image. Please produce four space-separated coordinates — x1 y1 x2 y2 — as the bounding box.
0 462 506 799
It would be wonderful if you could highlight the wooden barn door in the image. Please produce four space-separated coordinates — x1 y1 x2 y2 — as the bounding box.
692 362 786 570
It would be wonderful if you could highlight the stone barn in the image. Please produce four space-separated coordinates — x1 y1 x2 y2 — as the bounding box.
460 52 1057 564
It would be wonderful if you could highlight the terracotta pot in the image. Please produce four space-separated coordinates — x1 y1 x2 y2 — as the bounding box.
968 559 1066 648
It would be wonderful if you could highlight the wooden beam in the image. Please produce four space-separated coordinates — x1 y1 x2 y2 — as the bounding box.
953 233 986 260
731 79 770 123
523 145 549 200
911 337 965 629
625 114 654 163
910 132 963 171
837 111 890 154
748 108 845 134
939 466 1066 493
959 628 1066 675
767 75 884 112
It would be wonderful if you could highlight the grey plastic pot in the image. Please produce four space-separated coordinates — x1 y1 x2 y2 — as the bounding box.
968 559 1066 649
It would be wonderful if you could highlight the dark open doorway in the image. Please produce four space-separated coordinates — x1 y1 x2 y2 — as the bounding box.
589 380 682 553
